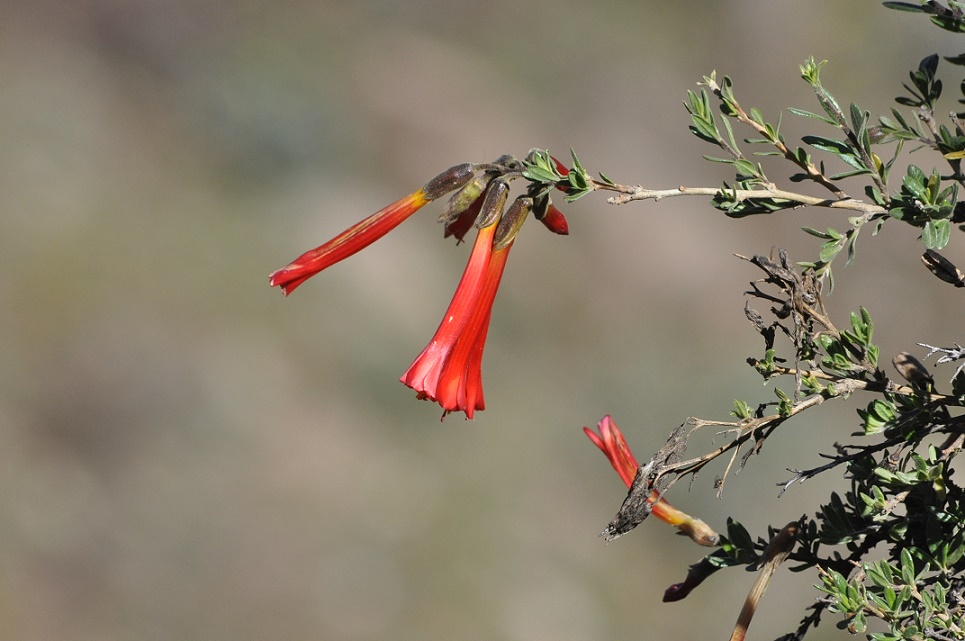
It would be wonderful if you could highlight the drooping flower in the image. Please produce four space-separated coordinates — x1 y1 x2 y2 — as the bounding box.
269 163 475 295
400 211 514 419
270 153 571 418
438 240 512 416
584 415 718 546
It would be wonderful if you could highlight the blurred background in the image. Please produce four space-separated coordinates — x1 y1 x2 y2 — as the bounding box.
2 1 963 639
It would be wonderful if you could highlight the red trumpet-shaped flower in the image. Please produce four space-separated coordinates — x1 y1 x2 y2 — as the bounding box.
270 156 567 418
584 415 718 546
400 219 512 419
269 190 430 295
269 163 475 295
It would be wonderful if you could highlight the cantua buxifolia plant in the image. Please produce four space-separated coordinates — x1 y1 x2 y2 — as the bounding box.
272 3 965 639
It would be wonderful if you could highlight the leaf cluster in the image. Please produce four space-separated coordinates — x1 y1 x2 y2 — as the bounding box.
884 1 965 33
684 43 965 282
811 445 965 640
628 245 965 640
520 147 605 203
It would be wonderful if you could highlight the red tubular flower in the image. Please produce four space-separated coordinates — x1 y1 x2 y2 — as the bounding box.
437 242 511 416
269 158 567 418
400 220 512 419
269 190 430 295
270 163 475 295
584 415 719 546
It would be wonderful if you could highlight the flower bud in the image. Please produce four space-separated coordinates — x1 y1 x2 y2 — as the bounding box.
443 191 485 243
494 196 533 250
439 173 490 226
475 178 510 229
550 155 569 176
533 194 569 235
422 163 476 201
551 155 570 192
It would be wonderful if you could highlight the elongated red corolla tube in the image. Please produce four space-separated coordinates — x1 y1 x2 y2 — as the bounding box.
269 163 475 295
434 239 512 418
400 221 500 418
268 191 429 294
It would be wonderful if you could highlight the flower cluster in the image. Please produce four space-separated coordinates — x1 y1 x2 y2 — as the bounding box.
270 153 571 419
583 415 718 546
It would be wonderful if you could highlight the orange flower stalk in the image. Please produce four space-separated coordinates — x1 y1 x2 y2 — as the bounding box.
584 415 718 546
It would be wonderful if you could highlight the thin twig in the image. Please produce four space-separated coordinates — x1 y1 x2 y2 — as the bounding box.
760 363 960 403
597 182 885 215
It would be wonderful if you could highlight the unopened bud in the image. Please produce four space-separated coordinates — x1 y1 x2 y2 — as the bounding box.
551 155 570 192
443 191 485 243
921 249 965 287
494 196 533 250
422 163 476 201
550 155 569 176
475 178 510 229
439 173 490 225
533 195 569 235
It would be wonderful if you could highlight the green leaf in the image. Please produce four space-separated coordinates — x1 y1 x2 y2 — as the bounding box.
882 2 929 12
802 135 852 155
819 239 843 263
787 106 838 125
900 548 917 585
802 226 837 240
922 219 951 249
732 399 753 419
830 168 874 180
724 518 755 558
850 102 868 135
522 165 561 183
569 147 586 175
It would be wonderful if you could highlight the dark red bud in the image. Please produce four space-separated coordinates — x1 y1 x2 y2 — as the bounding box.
422 163 476 201
550 155 569 176
493 196 532 250
550 156 570 192
538 201 569 235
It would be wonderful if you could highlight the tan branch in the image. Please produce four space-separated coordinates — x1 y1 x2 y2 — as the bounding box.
729 521 800 641
597 182 885 215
